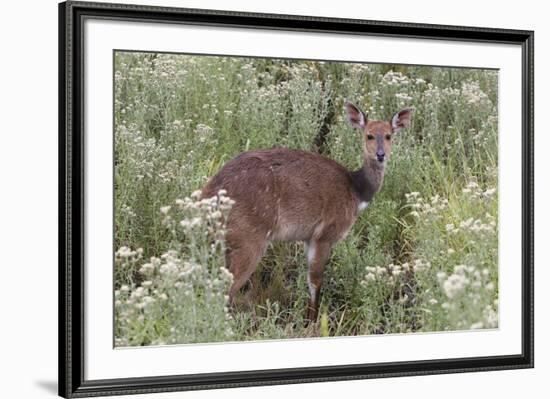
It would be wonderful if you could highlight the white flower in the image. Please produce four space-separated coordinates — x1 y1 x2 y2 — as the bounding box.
364 273 376 282
142 296 155 305
442 273 468 299
116 246 136 258
140 263 155 274
160 261 179 275
210 210 222 219
191 217 202 227
180 220 191 229
220 267 233 281
413 259 429 273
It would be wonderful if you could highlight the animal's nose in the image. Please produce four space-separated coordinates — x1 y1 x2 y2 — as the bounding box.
376 150 385 162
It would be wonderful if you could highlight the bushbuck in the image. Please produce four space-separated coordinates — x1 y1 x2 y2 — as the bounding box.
201 102 413 321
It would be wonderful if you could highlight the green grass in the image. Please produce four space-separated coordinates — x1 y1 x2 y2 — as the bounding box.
113 52 498 346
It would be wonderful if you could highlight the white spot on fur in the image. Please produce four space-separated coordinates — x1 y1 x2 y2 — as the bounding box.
307 274 317 303
307 243 316 263
358 201 369 212
306 243 318 303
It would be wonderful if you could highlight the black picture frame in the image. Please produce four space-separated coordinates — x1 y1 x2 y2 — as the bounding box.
59 1 534 397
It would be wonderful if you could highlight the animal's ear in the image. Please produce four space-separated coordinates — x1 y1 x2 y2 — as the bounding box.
344 101 367 130
391 108 413 133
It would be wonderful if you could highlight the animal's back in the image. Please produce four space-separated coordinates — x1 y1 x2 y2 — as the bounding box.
202 148 359 242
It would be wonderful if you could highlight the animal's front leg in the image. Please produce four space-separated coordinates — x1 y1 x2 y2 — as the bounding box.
305 240 331 322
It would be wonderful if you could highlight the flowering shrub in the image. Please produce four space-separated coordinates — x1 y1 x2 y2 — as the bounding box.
115 190 235 346
402 176 498 332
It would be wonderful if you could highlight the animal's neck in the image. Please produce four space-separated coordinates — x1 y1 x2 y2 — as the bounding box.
350 158 385 203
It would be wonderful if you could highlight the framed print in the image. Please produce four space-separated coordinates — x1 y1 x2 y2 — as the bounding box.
59 1 534 397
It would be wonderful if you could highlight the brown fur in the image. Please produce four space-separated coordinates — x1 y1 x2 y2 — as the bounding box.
201 102 412 321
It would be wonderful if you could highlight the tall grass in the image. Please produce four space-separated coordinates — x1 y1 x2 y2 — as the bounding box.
114 52 498 345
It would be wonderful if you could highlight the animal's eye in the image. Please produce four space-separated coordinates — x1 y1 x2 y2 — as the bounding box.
385 135 392 140
367 134 375 140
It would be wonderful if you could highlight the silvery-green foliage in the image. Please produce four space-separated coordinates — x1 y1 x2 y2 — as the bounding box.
114 52 499 344
115 191 235 346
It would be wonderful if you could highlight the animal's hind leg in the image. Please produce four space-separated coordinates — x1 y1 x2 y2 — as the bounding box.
305 240 332 322
226 237 268 305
